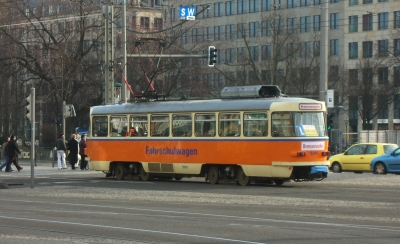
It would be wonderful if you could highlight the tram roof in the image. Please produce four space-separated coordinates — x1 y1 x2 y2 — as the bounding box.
90 96 323 115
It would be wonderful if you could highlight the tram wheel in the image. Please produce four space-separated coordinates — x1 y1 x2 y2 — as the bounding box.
139 165 150 181
208 166 219 184
274 179 285 186
174 176 183 181
236 168 250 186
115 163 125 180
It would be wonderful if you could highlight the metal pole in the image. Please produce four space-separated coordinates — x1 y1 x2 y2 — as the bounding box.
30 88 35 188
62 101 66 138
319 2 329 102
121 0 128 103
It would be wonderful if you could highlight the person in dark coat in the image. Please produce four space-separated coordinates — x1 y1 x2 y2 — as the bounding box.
68 134 79 170
5 135 22 172
79 135 87 170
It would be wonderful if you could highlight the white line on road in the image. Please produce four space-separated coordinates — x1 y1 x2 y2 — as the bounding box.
0 215 264 244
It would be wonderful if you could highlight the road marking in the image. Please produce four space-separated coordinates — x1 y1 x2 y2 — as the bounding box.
3 199 400 232
0 215 264 244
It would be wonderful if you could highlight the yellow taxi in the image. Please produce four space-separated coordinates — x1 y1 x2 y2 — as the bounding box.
329 143 398 173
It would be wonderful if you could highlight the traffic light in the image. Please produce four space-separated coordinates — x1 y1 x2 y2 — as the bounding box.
327 113 334 131
26 94 32 122
64 104 76 118
208 46 217 67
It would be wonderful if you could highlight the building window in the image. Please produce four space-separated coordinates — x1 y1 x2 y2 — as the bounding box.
237 23 246 38
214 2 223 17
225 48 235 63
204 27 212 41
378 95 388 121
261 45 272 60
214 26 223 41
378 12 389 30
349 69 358 86
363 14 373 31
394 95 400 119
349 42 358 59
314 0 321 4
314 15 320 31
330 13 339 30
363 0 373 3
287 17 297 33
170 8 176 22
274 19 284 35
349 96 358 121
349 15 358 32
249 22 259 37
262 0 271 11
395 11 400 28
181 29 189 44
300 0 311 6
140 17 149 29
249 0 259 12
287 0 298 8
225 1 235 15
330 0 339 3
349 0 358 5
300 16 311 32
394 39 400 55
314 41 320 57
261 21 271 36
225 24 235 40
154 18 163 30
192 28 199 43
378 40 389 57
363 41 373 58
378 67 389 83
330 39 339 56
237 0 247 14
394 66 400 84
237 47 245 63
301 42 311 58
249 46 259 61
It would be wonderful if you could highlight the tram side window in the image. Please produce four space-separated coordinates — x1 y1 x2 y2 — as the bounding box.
219 113 241 137
110 116 128 137
173 114 192 137
151 115 170 137
271 112 294 137
244 112 268 137
92 116 108 137
130 115 148 137
195 114 216 137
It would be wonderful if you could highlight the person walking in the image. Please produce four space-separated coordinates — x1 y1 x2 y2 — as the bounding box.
79 135 87 170
56 134 68 169
5 135 22 172
68 134 79 170
0 136 12 172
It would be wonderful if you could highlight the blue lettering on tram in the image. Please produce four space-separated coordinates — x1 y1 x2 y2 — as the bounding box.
146 146 198 157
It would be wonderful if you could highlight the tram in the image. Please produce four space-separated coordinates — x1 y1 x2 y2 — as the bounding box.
86 85 329 186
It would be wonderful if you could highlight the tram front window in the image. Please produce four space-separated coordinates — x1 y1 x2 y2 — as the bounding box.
271 112 325 137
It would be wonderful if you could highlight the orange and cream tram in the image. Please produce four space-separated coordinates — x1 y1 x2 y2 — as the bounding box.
86 86 330 186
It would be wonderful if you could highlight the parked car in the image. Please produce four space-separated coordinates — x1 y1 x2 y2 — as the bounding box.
329 143 398 173
370 147 400 174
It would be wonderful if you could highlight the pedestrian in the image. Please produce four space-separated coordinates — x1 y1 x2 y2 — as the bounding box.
68 134 79 170
56 134 68 169
0 136 12 172
5 135 22 172
79 134 87 170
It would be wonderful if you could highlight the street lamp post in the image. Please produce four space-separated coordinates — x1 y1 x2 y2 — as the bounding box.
344 118 349 149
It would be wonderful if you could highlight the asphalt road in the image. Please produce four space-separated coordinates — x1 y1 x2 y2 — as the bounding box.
0 159 399 244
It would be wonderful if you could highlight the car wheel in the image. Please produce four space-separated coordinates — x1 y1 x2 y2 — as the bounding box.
331 162 342 173
374 162 387 174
